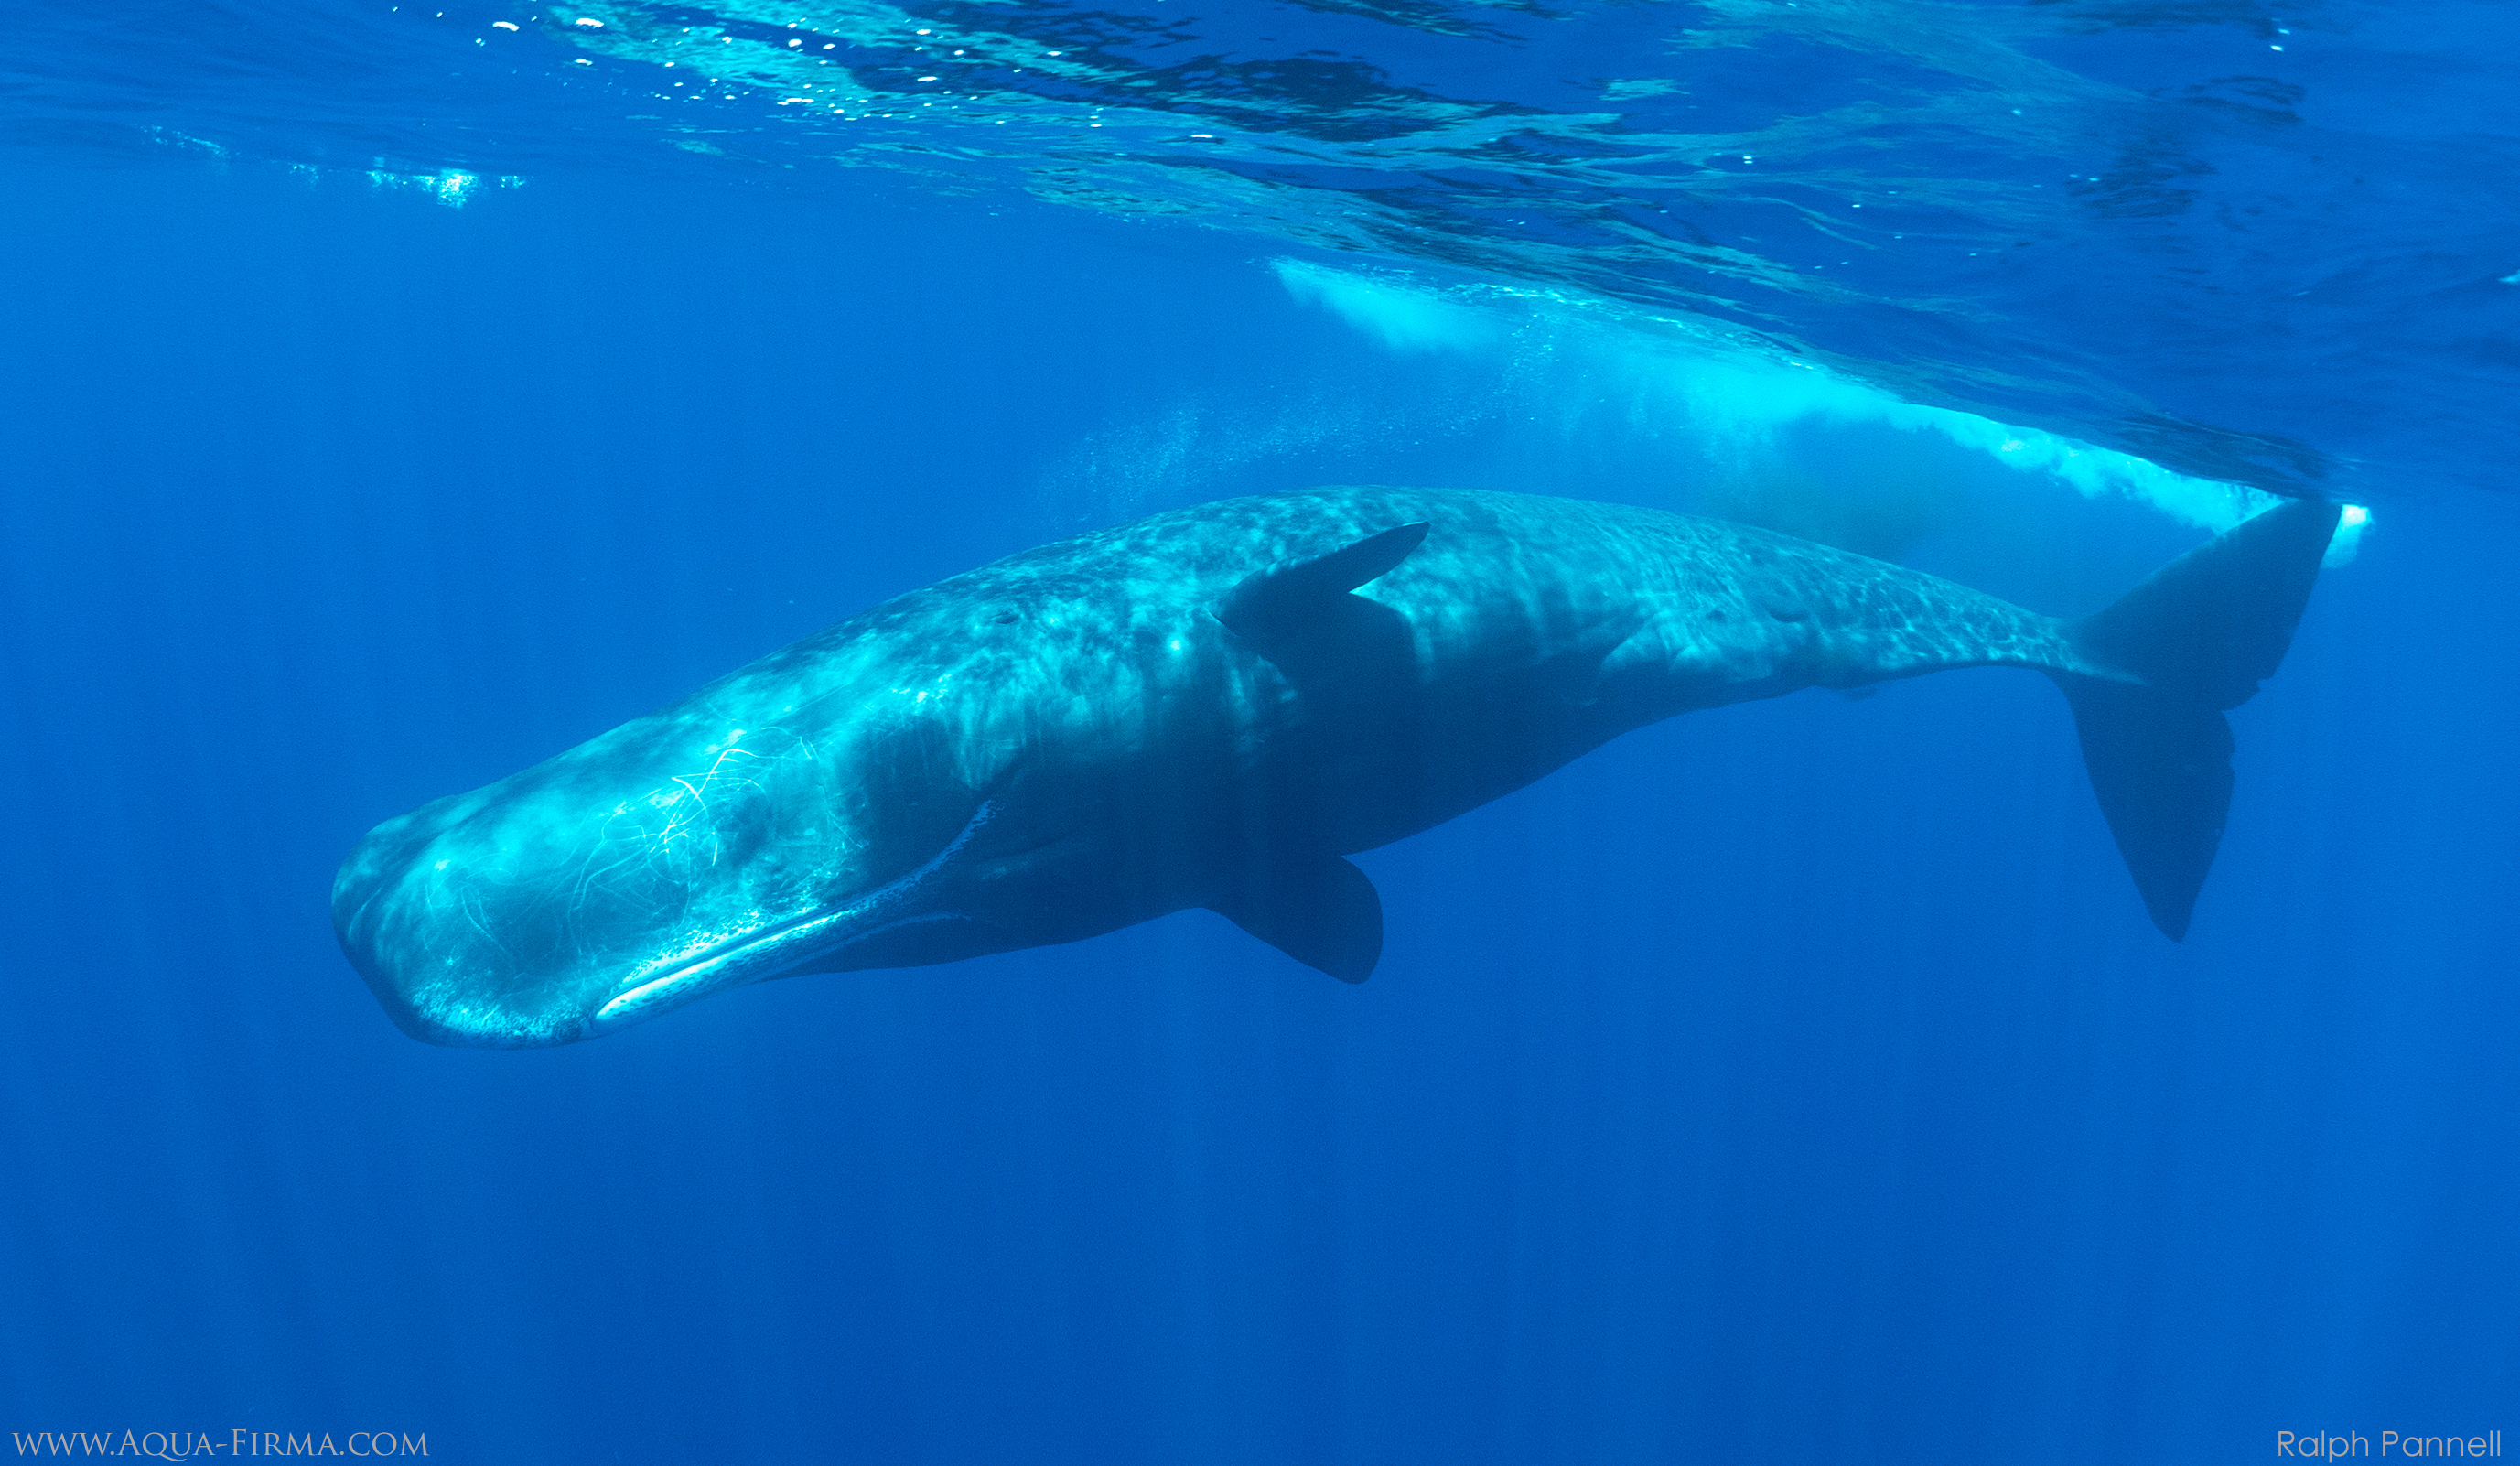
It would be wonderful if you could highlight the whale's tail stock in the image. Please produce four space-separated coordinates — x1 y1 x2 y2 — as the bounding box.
2052 497 2343 939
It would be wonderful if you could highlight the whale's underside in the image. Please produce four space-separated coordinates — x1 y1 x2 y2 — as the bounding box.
333 487 2340 1047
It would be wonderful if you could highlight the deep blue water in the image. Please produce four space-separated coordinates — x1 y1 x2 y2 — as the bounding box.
3 2 2515 1462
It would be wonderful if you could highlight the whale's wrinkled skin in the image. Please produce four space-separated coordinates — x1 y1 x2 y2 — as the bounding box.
333 486 2339 1047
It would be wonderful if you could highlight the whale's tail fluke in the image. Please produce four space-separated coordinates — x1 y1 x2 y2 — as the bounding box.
2052 498 2342 939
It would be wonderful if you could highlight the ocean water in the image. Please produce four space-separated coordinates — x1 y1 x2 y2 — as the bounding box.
2 2 2515 1462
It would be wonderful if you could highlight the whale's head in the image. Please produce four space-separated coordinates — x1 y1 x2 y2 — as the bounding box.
332 706 1004 1048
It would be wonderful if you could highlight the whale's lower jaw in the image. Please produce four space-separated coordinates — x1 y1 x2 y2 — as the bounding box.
559 803 1009 1041
583 908 985 1040
584 911 851 1039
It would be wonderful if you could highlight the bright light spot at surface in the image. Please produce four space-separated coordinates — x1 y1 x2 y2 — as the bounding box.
2323 502 2372 565
364 167 495 206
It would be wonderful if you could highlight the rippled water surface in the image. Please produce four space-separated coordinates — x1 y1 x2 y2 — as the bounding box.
13 0 2519 497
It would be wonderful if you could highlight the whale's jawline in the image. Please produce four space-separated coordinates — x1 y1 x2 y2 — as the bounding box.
586 906 856 1037
584 801 1003 1036
584 908 989 1038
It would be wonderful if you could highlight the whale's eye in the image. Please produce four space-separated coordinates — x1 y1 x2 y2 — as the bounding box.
990 610 1018 625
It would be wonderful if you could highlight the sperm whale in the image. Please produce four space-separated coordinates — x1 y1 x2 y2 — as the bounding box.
333 486 2340 1047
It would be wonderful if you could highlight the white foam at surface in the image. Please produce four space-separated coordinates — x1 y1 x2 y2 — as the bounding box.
1277 261 1498 354
1274 259 2367 565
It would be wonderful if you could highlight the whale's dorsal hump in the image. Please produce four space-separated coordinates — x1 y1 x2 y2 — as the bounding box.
1213 521 1429 647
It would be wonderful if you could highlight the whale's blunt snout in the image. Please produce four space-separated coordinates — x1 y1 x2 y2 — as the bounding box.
329 792 663 1049
331 812 482 1047
334 681 1000 1046
331 762 897 1047
330 852 569 1049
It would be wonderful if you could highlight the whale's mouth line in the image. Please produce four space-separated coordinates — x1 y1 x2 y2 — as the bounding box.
584 800 999 1036
587 907 857 1034
624 907 837 992
630 905 837 990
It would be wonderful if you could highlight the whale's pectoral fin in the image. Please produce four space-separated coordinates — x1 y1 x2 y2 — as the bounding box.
1214 521 1430 646
1206 855 1384 984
